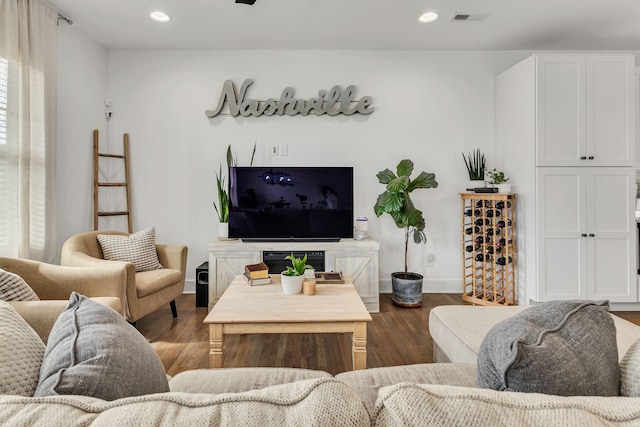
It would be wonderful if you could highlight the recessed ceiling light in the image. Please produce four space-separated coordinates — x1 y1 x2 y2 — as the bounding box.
418 11 439 24
150 11 171 23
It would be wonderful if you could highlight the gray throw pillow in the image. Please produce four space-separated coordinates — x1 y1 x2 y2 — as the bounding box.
477 300 619 396
35 292 169 401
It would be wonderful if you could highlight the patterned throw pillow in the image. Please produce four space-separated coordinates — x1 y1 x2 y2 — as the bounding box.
97 227 163 272
0 300 45 396
620 338 640 397
35 292 169 400
0 268 39 301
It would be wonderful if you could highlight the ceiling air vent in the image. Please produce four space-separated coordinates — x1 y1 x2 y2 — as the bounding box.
450 12 488 22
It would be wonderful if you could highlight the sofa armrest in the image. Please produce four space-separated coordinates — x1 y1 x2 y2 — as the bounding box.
0 256 128 317
156 244 188 273
10 298 122 343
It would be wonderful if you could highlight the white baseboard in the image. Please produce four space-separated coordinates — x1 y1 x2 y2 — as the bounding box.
183 279 195 294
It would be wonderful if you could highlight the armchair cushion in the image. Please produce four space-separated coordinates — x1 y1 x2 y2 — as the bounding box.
35 293 169 401
0 269 39 302
97 227 163 272
0 301 45 397
135 269 183 298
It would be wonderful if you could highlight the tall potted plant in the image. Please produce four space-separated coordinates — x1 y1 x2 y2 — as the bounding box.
462 149 486 187
214 143 256 239
374 159 438 307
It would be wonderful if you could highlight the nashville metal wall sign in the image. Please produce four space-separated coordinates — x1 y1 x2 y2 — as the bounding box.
205 79 375 118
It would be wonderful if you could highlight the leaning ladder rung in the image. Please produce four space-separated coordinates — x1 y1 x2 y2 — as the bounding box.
93 129 133 233
98 182 127 187
98 211 130 217
98 153 125 159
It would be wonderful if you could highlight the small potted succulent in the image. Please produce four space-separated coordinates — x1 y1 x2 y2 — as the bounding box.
281 253 313 295
487 168 511 193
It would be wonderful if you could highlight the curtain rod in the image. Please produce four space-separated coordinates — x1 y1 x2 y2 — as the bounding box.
57 13 73 26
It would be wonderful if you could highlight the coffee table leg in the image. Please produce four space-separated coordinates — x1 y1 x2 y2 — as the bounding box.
352 322 367 370
209 323 224 368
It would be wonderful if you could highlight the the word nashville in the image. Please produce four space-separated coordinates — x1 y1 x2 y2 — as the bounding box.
205 79 375 118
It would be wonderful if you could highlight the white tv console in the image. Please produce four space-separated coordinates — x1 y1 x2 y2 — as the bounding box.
208 239 380 312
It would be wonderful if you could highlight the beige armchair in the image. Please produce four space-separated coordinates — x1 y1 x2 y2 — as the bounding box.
61 230 188 323
0 256 125 342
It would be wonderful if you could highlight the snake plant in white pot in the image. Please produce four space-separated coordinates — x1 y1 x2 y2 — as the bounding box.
374 159 438 307
214 143 256 239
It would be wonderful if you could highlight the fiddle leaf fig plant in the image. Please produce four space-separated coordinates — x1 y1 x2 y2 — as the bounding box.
374 159 438 273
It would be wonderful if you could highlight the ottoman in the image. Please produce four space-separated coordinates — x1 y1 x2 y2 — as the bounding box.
429 305 640 364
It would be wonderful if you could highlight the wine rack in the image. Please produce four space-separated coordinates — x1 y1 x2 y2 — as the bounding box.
460 192 516 306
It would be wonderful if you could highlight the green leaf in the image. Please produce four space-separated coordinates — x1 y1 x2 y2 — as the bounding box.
376 169 396 185
387 176 409 194
396 159 414 178
407 172 438 192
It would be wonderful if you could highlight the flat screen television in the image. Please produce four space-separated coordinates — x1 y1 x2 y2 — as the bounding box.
228 166 354 241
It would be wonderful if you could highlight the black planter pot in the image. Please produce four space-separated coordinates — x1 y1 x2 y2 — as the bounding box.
391 272 424 308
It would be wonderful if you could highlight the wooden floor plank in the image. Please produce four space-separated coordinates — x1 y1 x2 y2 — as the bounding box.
136 293 640 377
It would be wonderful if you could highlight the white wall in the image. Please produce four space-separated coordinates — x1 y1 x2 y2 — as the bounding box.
54 36 535 293
94 50 534 293
56 25 108 258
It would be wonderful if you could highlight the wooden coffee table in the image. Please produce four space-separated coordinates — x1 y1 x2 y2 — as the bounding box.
204 274 372 370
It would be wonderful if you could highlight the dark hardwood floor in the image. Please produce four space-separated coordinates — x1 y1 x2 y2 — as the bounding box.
136 293 640 377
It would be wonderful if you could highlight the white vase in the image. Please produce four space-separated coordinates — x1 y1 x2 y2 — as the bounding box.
469 179 485 188
496 183 512 193
218 222 229 240
280 274 304 295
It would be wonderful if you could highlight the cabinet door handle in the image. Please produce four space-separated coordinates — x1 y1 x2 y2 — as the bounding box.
580 156 587 160
581 233 587 237
589 233 595 237
588 156 594 160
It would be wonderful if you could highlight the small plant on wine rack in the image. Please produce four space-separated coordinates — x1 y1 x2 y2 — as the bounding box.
462 149 486 181
486 168 509 185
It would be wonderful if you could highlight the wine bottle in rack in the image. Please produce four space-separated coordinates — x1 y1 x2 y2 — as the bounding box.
475 252 491 262
485 227 501 236
464 208 482 217
496 219 512 228
465 226 481 234
474 218 490 226
496 255 513 266
496 237 513 247
486 209 501 218
495 201 511 209
465 245 474 252
474 235 486 244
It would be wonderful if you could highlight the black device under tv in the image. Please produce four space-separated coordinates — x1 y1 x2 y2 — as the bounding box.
228 166 354 242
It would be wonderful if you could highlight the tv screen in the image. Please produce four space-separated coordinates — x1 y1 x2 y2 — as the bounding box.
228 166 354 241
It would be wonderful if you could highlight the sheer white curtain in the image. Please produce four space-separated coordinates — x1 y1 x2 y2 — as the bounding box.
0 0 58 261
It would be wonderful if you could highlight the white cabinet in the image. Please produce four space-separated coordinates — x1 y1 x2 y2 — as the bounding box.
208 239 380 312
495 53 636 304
536 55 635 167
536 167 636 302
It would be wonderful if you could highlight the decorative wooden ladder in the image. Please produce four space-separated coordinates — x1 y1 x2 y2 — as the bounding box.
93 129 133 233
